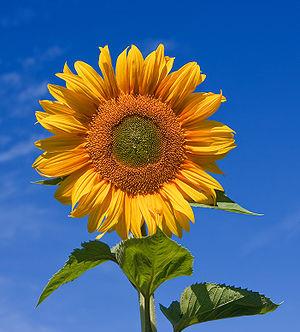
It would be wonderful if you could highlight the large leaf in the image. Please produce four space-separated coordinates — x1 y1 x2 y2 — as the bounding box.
191 190 262 215
114 230 193 297
33 177 64 185
37 241 116 306
160 283 280 332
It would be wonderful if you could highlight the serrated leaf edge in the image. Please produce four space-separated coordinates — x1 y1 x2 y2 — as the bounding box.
36 241 117 306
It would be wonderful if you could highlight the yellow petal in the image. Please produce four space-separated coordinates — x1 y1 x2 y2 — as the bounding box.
33 148 90 177
63 62 73 75
54 167 90 205
87 190 112 232
139 44 170 95
98 45 119 98
115 47 129 93
185 142 235 156
179 93 223 125
175 92 211 115
56 72 101 104
48 84 96 117
123 194 132 236
71 181 110 218
127 45 144 94
173 210 191 231
36 113 87 134
180 161 223 192
148 193 164 228
161 182 194 222
156 62 203 109
35 111 50 123
127 195 143 237
202 161 224 174
157 193 182 237
115 212 128 239
98 187 124 233
184 120 234 139
136 194 157 235
39 100 74 116
71 169 99 208
35 134 84 152
165 56 175 75
74 61 108 101
183 120 235 154
173 178 211 204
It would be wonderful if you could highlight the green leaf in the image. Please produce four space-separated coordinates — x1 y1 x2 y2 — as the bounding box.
191 190 262 215
160 283 280 332
114 230 193 297
33 177 64 185
37 241 116 306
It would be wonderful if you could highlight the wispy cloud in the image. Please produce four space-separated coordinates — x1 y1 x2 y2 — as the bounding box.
242 210 300 255
0 312 57 332
0 71 48 116
0 46 64 117
18 81 48 103
0 135 12 146
0 172 20 201
0 8 35 29
0 281 57 332
0 139 35 163
140 38 177 54
20 46 64 69
0 72 21 84
0 202 50 242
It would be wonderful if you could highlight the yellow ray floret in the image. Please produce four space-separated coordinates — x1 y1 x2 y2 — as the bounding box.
33 43 236 239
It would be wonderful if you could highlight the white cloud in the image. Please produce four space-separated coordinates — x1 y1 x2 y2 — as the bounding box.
0 139 35 163
0 8 35 28
0 72 21 84
0 135 12 146
0 172 19 200
0 71 48 116
242 210 300 255
0 312 57 332
21 46 64 69
0 45 64 117
0 285 57 332
17 81 48 103
0 203 48 241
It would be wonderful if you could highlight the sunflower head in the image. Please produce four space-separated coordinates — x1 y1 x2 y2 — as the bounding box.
33 44 235 239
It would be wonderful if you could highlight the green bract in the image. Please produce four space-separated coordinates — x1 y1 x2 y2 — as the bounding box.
192 190 262 215
33 177 65 185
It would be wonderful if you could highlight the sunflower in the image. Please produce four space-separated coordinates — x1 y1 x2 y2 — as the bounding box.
33 44 235 239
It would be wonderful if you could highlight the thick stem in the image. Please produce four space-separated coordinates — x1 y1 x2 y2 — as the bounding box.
139 224 157 331
149 295 157 332
139 292 157 332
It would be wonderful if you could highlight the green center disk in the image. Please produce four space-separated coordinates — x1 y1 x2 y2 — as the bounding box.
112 116 161 167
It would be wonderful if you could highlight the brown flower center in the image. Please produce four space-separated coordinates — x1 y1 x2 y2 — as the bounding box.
86 94 186 195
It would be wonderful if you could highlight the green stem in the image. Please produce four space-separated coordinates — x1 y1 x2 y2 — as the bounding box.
139 292 157 332
149 294 157 331
139 223 157 332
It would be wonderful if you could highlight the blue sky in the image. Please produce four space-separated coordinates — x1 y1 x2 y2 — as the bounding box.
0 0 299 331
